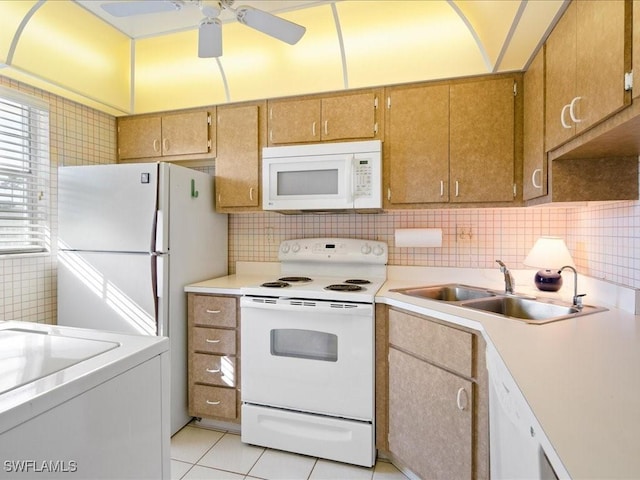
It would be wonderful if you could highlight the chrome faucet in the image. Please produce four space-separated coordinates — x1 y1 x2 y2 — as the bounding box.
558 265 586 308
496 260 515 294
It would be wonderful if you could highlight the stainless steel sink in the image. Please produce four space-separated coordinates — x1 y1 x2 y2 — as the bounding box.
462 296 606 324
391 283 607 324
391 284 496 302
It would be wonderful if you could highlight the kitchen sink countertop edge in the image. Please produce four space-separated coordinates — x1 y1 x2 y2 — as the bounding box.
186 263 640 480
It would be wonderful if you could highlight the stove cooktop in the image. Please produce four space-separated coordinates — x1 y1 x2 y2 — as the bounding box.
242 238 388 303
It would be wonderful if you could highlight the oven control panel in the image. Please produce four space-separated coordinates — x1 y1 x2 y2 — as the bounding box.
279 238 387 264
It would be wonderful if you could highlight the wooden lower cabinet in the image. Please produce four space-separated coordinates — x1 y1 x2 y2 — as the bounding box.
379 307 489 480
389 348 473 479
187 293 240 422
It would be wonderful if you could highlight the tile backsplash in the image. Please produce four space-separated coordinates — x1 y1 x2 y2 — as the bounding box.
1 76 639 324
229 198 640 290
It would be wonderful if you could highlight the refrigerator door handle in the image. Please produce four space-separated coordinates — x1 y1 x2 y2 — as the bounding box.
152 253 170 337
151 253 160 335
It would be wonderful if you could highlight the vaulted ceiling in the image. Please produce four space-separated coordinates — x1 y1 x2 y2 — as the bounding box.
0 0 567 116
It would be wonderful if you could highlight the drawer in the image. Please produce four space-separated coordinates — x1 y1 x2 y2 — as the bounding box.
193 295 237 328
191 353 237 387
192 327 236 355
389 309 472 377
191 385 237 419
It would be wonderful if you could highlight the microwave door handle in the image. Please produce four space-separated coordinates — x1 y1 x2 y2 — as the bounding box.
348 154 355 205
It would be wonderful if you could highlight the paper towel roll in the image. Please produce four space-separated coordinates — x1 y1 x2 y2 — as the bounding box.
394 228 442 248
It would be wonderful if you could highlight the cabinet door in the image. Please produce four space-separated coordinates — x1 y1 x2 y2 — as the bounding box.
268 98 320 144
386 84 449 205
161 111 211 156
545 1 576 150
215 105 260 208
118 116 162 160
450 77 515 203
523 48 547 201
321 93 377 141
575 0 629 134
634 0 640 100
388 348 473 480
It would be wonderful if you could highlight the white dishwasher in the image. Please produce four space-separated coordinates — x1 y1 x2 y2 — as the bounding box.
486 344 559 480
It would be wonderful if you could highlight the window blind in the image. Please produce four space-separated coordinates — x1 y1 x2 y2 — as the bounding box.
0 87 50 254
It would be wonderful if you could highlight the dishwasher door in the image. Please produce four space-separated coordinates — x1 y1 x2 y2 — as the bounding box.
486 344 558 480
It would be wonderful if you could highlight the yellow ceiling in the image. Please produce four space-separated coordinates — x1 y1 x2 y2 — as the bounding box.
0 0 567 116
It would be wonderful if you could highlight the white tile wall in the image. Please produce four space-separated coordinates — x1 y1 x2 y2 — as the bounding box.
0 76 117 323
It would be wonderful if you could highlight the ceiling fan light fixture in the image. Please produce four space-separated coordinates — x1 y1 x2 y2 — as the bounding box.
200 0 222 19
235 6 306 45
198 17 222 58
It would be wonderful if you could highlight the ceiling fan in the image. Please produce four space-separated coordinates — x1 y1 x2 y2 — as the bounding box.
100 0 307 58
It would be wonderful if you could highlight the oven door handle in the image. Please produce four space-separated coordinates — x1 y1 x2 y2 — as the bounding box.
240 297 373 315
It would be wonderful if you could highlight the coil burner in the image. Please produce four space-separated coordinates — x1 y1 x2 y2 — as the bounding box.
278 276 312 283
324 284 364 292
260 281 290 288
344 279 371 285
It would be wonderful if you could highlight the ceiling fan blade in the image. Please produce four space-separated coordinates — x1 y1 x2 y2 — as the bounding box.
235 6 306 45
101 1 184 18
198 18 222 58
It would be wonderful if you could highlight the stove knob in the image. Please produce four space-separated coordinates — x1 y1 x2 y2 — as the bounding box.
281 243 290 254
361 244 372 254
373 245 385 256
291 243 301 253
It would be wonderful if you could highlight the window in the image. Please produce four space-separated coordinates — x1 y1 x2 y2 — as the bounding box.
0 87 50 254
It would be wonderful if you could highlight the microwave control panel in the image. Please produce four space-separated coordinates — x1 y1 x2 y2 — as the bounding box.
354 159 373 197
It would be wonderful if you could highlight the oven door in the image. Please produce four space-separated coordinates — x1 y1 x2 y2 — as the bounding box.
240 296 374 421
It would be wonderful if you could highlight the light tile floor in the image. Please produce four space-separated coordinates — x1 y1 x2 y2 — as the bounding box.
171 424 409 480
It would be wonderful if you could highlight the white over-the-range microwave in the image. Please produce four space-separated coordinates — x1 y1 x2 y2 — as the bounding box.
262 140 382 213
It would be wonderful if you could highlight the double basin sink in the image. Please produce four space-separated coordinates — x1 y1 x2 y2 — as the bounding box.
391 284 606 324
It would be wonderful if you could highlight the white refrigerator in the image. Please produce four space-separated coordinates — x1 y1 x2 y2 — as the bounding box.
57 162 227 435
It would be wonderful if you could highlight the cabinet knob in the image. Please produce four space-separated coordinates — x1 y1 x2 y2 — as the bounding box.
206 400 221 405
206 309 221 314
560 104 572 129
569 96 583 123
531 168 542 189
456 387 469 411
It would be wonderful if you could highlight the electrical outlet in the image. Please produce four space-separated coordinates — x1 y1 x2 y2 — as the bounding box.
265 226 274 244
456 225 473 243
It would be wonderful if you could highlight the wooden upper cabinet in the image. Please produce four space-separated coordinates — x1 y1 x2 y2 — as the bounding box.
385 84 450 205
118 109 214 161
118 116 162 159
320 93 378 141
449 77 516 203
215 104 261 210
160 111 211 156
545 0 630 151
523 48 547 201
268 98 320 144
268 91 379 145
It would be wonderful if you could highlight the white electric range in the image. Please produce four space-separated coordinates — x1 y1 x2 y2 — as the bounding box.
240 238 388 467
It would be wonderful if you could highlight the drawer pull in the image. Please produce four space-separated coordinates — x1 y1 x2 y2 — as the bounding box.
205 339 221 343
456 387 469 411
206 309 221 314
206 400 221 405
206 368 221 373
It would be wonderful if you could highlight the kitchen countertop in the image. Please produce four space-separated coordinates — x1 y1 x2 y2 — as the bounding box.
185 263 640 479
